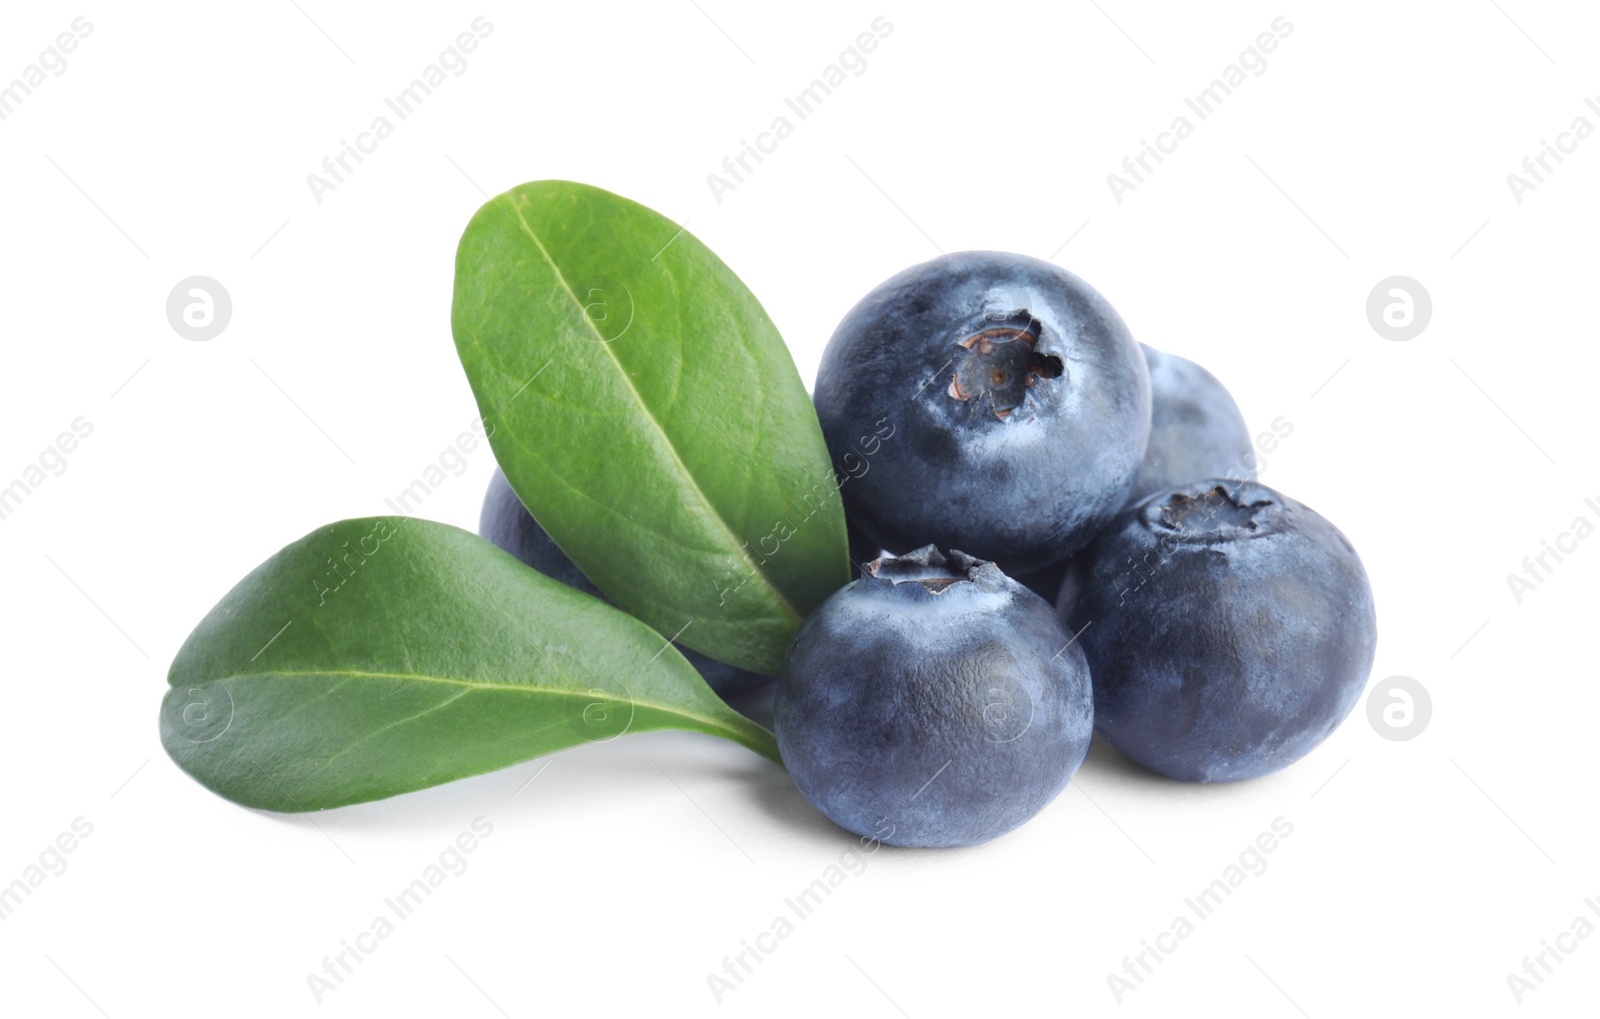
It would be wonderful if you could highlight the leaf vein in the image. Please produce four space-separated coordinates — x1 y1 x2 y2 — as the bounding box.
317 687 475 768
208 668 755 741
497 196 801 625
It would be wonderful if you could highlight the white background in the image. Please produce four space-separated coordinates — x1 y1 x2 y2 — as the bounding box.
2 1 1596 1015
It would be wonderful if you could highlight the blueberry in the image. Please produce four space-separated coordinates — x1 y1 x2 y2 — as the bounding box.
846 517 885 577
478 469 769 699
813 252 1151 575
1012 558 1071 603
1060 480 1377 782
775 546 1093 847
1127 345 1255 505
479 468 602 596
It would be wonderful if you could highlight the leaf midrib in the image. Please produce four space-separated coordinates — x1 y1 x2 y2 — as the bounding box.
498 196 802 627
185 667 751 738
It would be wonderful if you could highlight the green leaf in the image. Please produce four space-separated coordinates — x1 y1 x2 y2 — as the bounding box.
160 517 778 813
451 180 848 675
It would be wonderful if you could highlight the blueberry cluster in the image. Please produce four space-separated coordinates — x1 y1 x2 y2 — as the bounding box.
784 251 1376 847
483 250 1377 849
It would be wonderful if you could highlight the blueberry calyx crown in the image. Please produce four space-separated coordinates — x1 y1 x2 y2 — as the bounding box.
1140 480 1280 542
862 545 1008 596
946 316 1064 420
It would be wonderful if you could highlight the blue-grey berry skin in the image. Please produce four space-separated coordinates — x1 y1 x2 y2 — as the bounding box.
479 470 769 699
480 469 602 596
1014 558 1071 603
1060 480 1377 782
813 252 1151 575
846 518 885 577
775 546 1093 848
1126 345 1255 506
